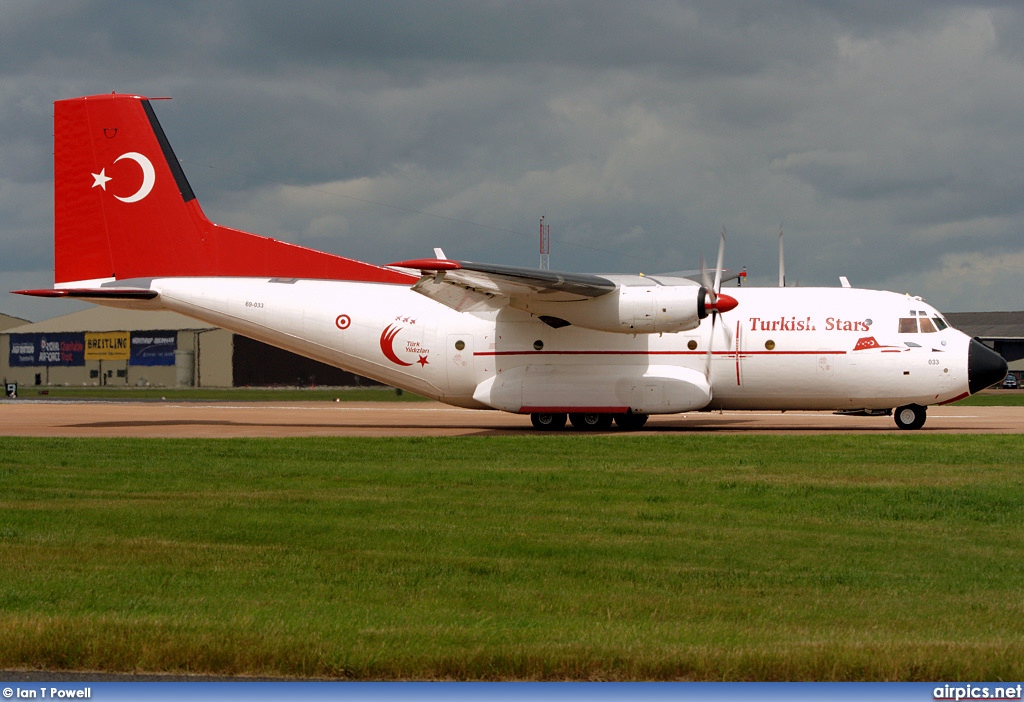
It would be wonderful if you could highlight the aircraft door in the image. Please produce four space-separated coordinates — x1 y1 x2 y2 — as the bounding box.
446 334 475 396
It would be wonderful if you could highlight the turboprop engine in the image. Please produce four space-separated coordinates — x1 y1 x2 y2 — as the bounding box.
510 277 738 334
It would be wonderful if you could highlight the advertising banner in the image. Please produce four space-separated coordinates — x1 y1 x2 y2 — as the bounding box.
85 331 130 360
8 333 86 367
130 331 178 366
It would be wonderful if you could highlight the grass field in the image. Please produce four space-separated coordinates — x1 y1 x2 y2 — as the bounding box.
1 435 1023 680
951 391 1024 406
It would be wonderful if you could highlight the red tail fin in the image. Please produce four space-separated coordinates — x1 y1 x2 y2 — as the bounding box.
54 93 413 286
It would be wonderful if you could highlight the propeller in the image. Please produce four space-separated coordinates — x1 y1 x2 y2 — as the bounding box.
712 227 725 300
702 227 738 379
778 225 786 288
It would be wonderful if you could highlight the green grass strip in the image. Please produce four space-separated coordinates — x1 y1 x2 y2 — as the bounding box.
1 435 1023 680
952 392 1024 406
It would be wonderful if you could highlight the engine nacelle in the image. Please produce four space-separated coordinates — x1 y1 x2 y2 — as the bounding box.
511 284 711 334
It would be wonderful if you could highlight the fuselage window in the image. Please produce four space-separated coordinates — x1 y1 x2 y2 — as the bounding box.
898 317 918 333
919 318 937 333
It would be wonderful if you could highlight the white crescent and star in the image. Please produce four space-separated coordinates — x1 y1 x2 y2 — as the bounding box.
90 152 156 203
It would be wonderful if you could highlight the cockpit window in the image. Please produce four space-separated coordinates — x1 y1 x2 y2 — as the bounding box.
899 315 947 333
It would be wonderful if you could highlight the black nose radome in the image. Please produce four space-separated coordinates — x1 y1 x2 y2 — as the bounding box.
968 338 1008 395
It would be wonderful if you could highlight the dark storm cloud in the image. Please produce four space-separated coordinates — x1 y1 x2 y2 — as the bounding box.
231 2 790 75
1 0 1023 321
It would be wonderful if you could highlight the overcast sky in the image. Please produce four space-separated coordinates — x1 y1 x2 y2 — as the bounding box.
2 0 1023 322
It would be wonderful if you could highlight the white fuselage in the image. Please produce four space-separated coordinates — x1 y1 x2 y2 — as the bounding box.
127 277 971 413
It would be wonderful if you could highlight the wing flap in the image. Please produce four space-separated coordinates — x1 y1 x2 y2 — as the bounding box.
410 276 500 313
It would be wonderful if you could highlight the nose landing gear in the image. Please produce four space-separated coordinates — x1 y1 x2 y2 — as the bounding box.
894 404 927 430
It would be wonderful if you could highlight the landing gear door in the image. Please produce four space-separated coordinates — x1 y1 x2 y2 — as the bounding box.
447 334 475 396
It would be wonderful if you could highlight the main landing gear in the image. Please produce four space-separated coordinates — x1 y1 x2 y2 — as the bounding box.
529 412 648 432
530 412 567 430
893 404 927 430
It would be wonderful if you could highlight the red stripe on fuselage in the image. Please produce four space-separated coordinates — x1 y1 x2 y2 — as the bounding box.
474 350 847 357
937 392 969 405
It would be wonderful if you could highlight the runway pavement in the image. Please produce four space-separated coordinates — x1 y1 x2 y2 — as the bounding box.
1 400 1021 436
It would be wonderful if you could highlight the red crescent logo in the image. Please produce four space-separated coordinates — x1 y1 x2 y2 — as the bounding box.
112 152 156 203
380 324 413 366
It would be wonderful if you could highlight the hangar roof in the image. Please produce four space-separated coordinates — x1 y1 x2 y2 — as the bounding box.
945 311 1024 340
6 306 217 334
0 313 30 332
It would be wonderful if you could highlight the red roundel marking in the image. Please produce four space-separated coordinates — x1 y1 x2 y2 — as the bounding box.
335 314 351 330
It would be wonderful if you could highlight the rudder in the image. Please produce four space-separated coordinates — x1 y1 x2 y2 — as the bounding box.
53 93 413 286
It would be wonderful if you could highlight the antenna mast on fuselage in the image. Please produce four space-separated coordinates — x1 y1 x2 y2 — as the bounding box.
539 216 550 270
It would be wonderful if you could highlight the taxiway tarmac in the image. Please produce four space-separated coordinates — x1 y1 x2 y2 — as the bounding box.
1 400 1021 437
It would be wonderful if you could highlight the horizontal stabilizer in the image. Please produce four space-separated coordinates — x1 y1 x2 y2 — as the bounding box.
14 288 159 300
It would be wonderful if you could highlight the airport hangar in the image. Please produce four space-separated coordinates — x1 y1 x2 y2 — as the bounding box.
1 306 373 389
0 312 30 332
1 307 1021 390
945 311 1024 383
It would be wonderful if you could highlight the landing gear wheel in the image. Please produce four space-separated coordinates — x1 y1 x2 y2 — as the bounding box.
894 404 926 430
614 413 649 430
531 412 567 431
569 412 614 431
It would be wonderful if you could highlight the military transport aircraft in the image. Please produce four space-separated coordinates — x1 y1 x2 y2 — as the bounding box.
16 93 1009 430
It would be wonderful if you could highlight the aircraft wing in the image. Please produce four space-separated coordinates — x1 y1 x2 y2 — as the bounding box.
389 258 617 311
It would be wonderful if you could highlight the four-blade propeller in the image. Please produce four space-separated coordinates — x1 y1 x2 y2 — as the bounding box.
701 227 737 381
